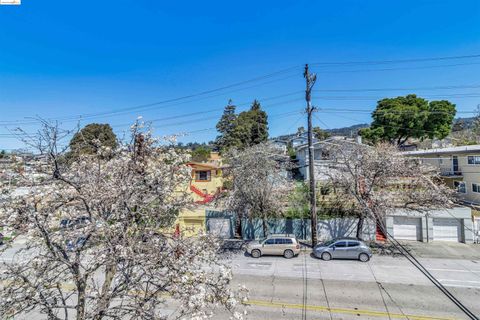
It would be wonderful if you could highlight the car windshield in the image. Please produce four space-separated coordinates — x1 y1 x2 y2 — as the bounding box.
321 239 336 247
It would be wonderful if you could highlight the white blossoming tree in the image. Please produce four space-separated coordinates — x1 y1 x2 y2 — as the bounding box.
0 121 247 320
325 142 455 239
223 143 293 238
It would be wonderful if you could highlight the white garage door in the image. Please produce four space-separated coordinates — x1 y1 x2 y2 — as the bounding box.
433 218 461 242
393 217 421 241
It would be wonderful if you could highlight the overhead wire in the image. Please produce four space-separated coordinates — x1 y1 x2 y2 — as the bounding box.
310 53 480 66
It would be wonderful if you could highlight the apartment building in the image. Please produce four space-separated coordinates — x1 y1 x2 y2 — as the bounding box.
404 145 480 206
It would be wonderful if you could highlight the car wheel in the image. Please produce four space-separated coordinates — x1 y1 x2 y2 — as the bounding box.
359 253 370 262
321 252 332 261
251 249 261 258
284 249 294 259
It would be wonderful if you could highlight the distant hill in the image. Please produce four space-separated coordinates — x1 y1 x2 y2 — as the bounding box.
273 117 474 142
325 123 369 137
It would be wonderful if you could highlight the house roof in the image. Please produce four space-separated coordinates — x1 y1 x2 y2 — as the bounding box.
403 145 480 156
187 162 220 169
294 136 357 151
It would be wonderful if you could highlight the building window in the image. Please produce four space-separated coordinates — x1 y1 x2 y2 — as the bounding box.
472 183 480 193
195 170 211 181
467 156 480 165
454 181 466 193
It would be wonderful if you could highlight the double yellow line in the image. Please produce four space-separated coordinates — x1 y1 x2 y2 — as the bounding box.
246 299 457 320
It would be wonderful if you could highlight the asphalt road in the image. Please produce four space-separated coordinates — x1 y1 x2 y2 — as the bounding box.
2 239 480 319
214 250 480 320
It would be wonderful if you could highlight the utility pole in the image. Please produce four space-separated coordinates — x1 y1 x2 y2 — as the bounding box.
304 64 318 246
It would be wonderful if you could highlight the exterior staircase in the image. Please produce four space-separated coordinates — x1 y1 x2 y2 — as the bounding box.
190 185 216 204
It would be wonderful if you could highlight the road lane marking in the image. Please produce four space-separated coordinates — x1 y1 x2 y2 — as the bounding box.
429 268 480 273
438 279 480 284
246 299 458 320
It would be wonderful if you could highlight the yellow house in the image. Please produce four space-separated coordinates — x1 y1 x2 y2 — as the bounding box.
173 152 225 236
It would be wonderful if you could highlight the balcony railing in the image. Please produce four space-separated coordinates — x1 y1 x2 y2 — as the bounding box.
440 169 462 177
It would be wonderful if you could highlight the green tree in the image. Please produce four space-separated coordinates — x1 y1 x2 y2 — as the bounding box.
232 100 268 149
473 105 480 137
69 123 118 158
248 99 269 144
215 99 269 152
190 145 211 162
359 94 456 145
215 100 238 152
313 127 331 140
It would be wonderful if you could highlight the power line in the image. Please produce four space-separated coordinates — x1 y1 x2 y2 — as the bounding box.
319 108 476 115
310 53 480 66
0 90 304 128
314 94 480 101
106 94 304 129
314 84 480 93
313 61 480 74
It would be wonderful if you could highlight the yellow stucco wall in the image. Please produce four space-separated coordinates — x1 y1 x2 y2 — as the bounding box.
173 154 225 237
174 207 206 237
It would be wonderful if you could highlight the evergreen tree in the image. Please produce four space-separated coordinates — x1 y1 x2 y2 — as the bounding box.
69 123 117 159
215 99 269 152
215 100 238 152
248 99 268 145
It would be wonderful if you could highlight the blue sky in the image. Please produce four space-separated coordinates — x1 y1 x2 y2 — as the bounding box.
0 0 479 150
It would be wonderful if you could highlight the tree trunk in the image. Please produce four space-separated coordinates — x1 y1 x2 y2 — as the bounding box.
262 218 268 238
356 216 364 240
76 279 87 320
93 263 117 320
234 211 243 239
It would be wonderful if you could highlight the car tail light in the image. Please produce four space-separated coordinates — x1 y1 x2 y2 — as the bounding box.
296 244 300 249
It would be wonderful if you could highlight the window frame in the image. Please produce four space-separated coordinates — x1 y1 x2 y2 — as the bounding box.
334 241 347 248
467 155 480 165
454 181 467 193
195 170 211 182
347 241 360 247
473 183 480 193
264 239 275 245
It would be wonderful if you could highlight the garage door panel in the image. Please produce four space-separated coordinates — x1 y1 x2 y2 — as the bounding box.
433 218 461 242
393 217 421 241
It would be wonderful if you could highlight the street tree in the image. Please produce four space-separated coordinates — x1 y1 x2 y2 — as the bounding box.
0 121 247 320
69 123 118 159
223 143 293 237
326 142 454 239
359 95 456 146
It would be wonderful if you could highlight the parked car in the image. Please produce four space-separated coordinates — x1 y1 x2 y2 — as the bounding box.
66 236 87 251
313 237 372 262
60 216 91 229
246 234 301 259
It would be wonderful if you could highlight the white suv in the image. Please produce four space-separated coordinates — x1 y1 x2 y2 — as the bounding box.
246 234 301 259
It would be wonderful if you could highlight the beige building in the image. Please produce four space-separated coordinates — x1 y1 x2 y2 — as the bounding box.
404 145 480 206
